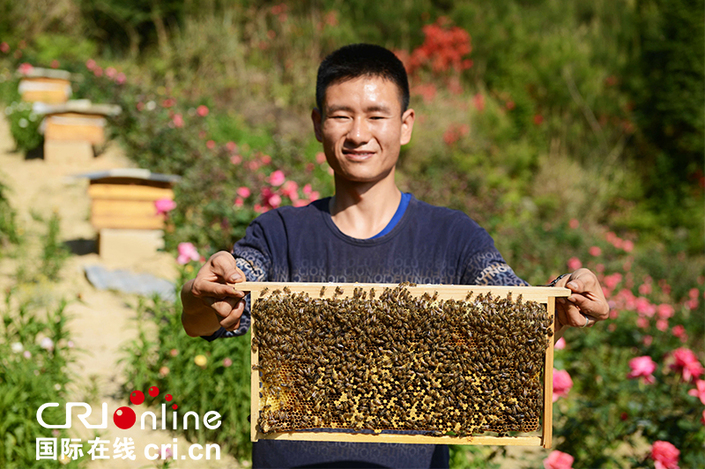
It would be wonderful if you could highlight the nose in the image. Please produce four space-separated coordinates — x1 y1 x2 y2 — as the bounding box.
346 117 371 145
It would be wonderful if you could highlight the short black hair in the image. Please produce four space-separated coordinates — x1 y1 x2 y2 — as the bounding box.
315 43 410 113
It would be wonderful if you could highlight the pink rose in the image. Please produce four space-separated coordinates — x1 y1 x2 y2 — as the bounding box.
589 246 602 257
627 356 656 384
0 42 9 53
172 113 184 128
236 187 251 198
671 325 686 340
302 184 313 195
115 72 126 84
281 180 299 201
268 170 286 186
543 450 574 469
315 152 327 164
567 257 582 271
650 441 679 469
472 93 485 111
636 297 656 317
603 273 623 291
656 319 668 332
226 141 238 152
555 337 566 350
17 62 34 75
196 105 209 116
105 66 117 78
622 239 634 252
268 194 282 208
177 242 200 265
553 369 573 402
671 348 704 382
569 219 579 229
234 197 244 207
688 379 705 405
223 357 233 368
154 198 176 215
657 304 674 319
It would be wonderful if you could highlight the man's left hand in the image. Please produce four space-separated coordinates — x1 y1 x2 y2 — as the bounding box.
554 268 610 331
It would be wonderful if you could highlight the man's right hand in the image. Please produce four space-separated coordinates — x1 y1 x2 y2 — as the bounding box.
181 251 247 337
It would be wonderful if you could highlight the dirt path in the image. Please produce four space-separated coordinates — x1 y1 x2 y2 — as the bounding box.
0 115 240 468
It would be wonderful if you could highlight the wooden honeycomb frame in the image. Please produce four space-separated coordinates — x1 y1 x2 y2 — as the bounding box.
245 282 569 448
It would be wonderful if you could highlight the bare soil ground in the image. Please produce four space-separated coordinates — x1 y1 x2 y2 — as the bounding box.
0 114 240 468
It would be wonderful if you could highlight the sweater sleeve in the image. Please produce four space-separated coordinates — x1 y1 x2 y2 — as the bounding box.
200 220 272 341
454 219 528 287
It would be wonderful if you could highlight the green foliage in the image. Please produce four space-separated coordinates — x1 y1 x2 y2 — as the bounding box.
0 291 78 469
0 176 20 249
121 284 252 460
4 99 43 153
40 212 70 282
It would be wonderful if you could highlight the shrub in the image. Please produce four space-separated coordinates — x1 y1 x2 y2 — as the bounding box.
121 284 252 461
0 292 79 468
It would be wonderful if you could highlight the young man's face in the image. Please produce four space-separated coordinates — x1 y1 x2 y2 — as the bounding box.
312 75 415 185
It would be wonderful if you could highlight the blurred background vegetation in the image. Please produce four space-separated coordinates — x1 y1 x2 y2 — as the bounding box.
0 0 703 467
1 0 702 257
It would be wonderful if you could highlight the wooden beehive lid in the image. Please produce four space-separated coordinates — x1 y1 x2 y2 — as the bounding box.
19 67 73 80
34 99 122 117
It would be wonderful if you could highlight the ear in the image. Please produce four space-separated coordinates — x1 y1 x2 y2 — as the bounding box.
311 108 323 142
400 108 415 145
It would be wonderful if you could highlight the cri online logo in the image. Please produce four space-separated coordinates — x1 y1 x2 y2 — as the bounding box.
37 385 221 430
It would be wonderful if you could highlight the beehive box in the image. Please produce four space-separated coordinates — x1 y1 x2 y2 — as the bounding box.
81 169 180 230
44 112 107 145
246 282 569 448
19 68 72 104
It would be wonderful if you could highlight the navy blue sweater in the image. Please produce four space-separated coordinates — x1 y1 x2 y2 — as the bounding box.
206 195 526 468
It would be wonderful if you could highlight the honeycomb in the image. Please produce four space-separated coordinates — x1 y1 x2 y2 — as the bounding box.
251 283 552 437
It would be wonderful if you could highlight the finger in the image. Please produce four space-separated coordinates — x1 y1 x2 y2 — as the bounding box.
192 277 246 299
559 297 591 328
204 296 240 318
219 300 245 331
566 293 609 321
209 252 243 283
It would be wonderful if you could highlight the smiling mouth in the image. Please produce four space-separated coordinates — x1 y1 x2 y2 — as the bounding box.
342 150 375 161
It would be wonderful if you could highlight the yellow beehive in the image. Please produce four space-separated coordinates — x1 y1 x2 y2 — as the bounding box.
44 112 107 145
19 76 72 103
245 282 569 448
84 170 179 230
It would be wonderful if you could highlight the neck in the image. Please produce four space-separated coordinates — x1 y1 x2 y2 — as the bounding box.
329 173 402 239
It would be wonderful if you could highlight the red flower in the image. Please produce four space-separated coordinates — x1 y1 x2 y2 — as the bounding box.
17 63 34 75
671 348 704 382
543 450 574 469
567 257 582 271
533 114 544 125
688 379 705 405
172 113 184 128
196 105 209 117
627 356 656 384
0 42 9 53
650 441 680 469
552 369 573 402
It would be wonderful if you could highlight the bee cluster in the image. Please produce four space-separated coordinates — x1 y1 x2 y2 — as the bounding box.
252 283 552 437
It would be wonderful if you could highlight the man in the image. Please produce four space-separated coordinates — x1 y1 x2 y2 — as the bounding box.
181 43 609 468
